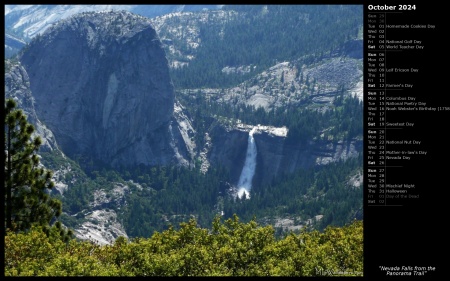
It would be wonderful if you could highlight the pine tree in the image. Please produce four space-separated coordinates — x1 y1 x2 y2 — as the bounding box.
4 98 72 240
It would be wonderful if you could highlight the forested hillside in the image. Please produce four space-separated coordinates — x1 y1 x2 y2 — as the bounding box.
157 5 363 88
5 4 363 250
5 96 363 276
37 92 362 239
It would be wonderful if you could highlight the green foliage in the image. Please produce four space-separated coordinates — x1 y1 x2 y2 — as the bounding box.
4 225 118 276
223 155 363 233
36 89 363 240
39 150 93 212
53 90 362 238
118 165 230 237
4 98 73 241
178 89 363 146
4 99 55 231
5 216 363 276
170 5 362 89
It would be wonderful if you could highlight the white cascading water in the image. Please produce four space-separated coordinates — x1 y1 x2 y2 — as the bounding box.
237 127 258 199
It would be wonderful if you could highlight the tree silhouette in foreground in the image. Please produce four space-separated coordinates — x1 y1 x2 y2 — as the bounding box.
4 98 72 241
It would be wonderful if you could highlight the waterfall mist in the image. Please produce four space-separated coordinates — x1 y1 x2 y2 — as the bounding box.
237 127 257 199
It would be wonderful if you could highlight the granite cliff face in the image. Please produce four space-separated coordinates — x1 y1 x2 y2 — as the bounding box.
5 7 363 243
5 61 59 152
208 124 362 187
4 5 223 42
19 11 182 168
253 133 362 187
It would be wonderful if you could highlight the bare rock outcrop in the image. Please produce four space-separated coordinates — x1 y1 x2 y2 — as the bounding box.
19 11 182 168
5 61 60 152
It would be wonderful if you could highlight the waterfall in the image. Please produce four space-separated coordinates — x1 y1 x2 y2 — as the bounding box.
237 127 257 199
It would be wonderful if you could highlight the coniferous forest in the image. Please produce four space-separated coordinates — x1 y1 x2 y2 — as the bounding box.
169 5 362 89
5 4 364 276
39 92 363 238
4 90 364 276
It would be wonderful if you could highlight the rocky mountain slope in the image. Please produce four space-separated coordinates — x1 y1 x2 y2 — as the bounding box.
5 6 363 244
5 60 59 152
149 9 241 69
4 4 222 57
207 123 362 188
18 11 189 169
180 53 363 112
